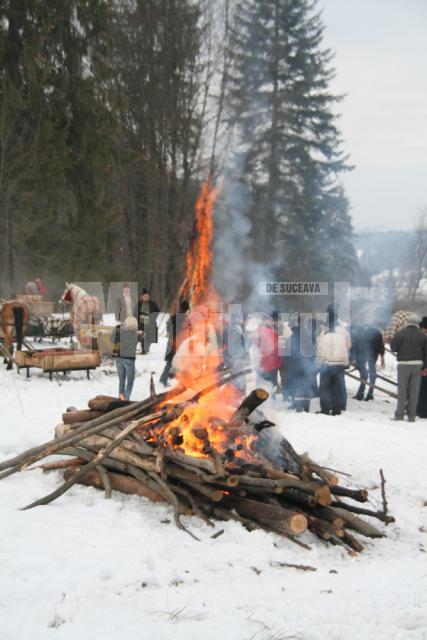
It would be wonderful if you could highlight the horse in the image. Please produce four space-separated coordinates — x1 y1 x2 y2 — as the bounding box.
0 300 30 369
59 283 103 345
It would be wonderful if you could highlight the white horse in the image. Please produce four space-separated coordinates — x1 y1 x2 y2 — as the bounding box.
60 283 103 342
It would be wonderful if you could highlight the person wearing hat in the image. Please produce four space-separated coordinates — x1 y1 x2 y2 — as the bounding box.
138 288 160 354
391 313 427 422
111 316 139 400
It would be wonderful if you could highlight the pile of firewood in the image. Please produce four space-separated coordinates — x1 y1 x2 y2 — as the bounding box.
0 370 393 552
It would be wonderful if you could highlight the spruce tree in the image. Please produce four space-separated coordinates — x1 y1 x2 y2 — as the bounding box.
0 0 121 287
225 0 357 284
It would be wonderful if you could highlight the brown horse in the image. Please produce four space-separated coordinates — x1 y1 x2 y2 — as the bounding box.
0 301 30 369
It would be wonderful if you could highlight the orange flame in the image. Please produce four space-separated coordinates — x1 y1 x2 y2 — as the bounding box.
181 179 218 307
145 180 255 462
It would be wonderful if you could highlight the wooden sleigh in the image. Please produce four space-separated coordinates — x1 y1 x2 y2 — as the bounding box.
15 348 101 380
16 294 55 317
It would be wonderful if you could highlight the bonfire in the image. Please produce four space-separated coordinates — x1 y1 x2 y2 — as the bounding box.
0 181 394 553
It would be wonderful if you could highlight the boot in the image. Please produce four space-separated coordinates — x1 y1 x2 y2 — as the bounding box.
365 393 374 401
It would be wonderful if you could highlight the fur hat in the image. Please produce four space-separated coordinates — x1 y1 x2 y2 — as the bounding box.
124 316 138 331
407 313 421 326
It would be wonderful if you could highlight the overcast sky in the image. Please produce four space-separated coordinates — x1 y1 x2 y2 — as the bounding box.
320 0 427 231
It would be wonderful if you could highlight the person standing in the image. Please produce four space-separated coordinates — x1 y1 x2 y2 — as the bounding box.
417 317 427 418
112 316 138 400
115 282 135 324
391 314 427 422
160 300 190 386
350 323 385 401
255 313 281 393
283 319 317 412
138 288 160 354
316 316 351 416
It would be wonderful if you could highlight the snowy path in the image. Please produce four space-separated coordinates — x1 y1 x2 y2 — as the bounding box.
1 345 426 640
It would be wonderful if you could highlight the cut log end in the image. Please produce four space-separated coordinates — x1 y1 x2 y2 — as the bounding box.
289 513 308 535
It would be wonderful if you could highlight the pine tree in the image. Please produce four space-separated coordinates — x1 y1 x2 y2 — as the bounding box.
0 0 121 288
225 0 357 284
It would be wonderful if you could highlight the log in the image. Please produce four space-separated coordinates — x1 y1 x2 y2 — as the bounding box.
310 505 345 529
80 433 153 458
1 369 230 479
308 515 344 539
63 410 104 425
280 488 317 509
0 398 163 476
78 436 157 473
86 396 136 412
301 454 339 486
166 464 224 502
228 389 269 427
313 485 333 507
38 457 86 472
342 530 364 553
330 486 368 503
20 412 165 510
307 516 334 541
332 507 385 538
164 449 217 475
63 467 164 502
226 496 308 535
330 501 395 524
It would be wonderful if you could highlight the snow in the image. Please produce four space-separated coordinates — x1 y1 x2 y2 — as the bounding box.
1 342 426 640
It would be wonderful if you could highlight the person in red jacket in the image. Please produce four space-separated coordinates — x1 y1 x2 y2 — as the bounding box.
255 312 281 392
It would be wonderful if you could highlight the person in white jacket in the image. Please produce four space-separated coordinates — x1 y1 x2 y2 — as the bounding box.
316 317 351 416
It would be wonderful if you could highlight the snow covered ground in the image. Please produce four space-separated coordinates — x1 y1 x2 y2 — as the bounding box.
1 342 426 640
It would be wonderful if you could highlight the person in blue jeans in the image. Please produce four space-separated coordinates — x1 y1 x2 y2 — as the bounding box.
350 323 385 401
111 316 138 400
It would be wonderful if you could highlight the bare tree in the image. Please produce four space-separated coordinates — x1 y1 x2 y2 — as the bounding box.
408 206 427 302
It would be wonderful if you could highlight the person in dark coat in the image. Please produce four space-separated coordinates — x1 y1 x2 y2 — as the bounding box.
111 316 138 400
417 316 427 418
350 323 385 401
391 314 427 422
159 300 190 387
138 288 160 354
283 320 317 412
